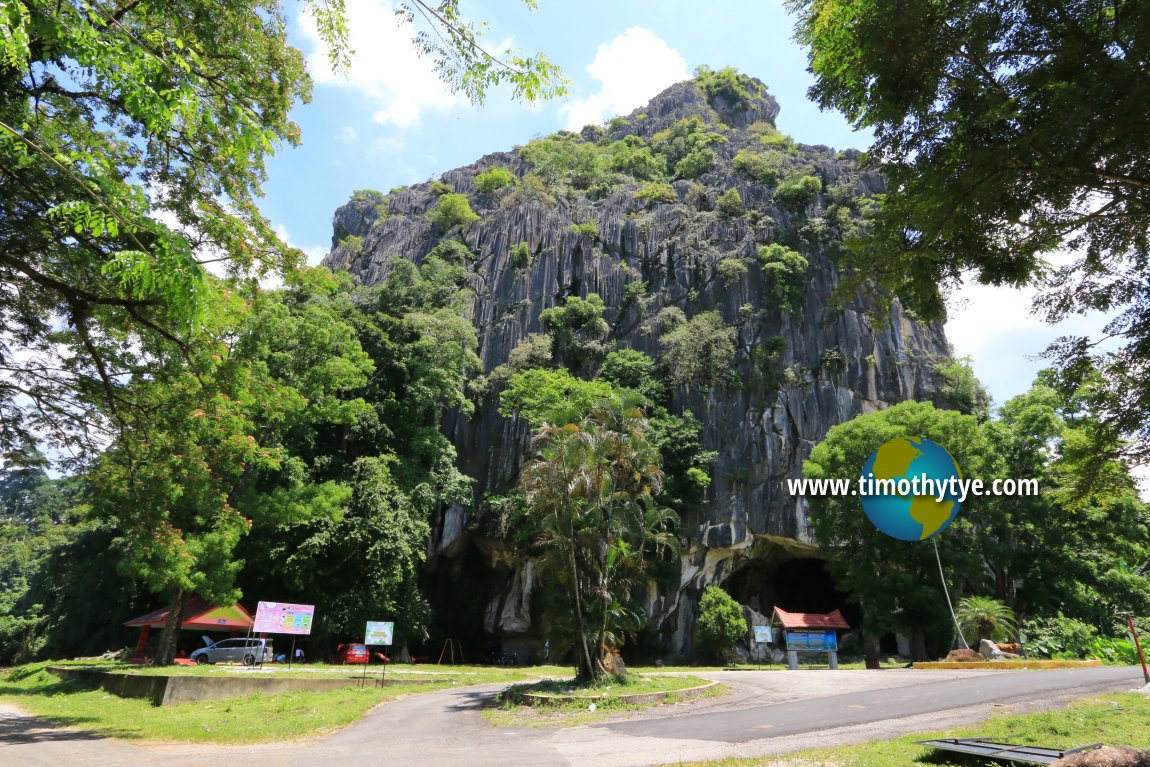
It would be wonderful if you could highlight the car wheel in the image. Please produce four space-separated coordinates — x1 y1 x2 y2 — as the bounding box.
243 653 256 666
195 655 208 665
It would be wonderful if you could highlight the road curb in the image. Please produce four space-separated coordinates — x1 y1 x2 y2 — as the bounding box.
521 680 721 706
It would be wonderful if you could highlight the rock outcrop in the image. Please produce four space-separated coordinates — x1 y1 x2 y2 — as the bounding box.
322 74 952 657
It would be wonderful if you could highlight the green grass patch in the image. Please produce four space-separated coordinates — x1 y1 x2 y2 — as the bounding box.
486 674 723 727
681 692 1150 767
0 662 452 743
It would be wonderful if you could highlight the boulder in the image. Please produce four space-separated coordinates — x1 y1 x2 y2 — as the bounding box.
980 638 1008 660
1053 746 1150 766
601 651 627 679
945 649 985 663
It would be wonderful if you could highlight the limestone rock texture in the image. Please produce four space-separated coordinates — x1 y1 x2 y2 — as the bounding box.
321 76 953 658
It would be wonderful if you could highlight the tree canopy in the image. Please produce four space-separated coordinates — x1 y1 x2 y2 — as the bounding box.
788 0 1150 462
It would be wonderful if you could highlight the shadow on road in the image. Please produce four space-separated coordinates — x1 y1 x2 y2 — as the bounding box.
0 711 129 744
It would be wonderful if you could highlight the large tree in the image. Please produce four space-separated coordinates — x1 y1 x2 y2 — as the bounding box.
788 0 1150 463
518 394 676 682
0 0 565 463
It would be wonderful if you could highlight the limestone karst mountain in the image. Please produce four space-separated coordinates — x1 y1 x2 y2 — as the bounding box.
321 70 953 657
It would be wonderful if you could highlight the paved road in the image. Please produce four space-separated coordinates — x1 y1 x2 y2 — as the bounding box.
1 666 1145 767
602 666 1143 743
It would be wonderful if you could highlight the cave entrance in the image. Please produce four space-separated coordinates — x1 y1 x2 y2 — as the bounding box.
725 549 859 629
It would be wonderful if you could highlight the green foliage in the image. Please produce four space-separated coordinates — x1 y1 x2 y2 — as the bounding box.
491 333 553 382
758 244 809 312
660 311 737 389
774 172 822 208
674 147 716 180
521 133 613 191
540 293 610 369
518 395 677 681
510 241 533 268
474 167 517 193
955 596 1017 644
716 188 745 218
733 149 784 184
634 182 678 205
500 368 616 427
351 189 386 201
650 117 726 180
749 121 797 152
791 0 1150 461
340 235 365 254
935 357 991 418
623 280 649 305
429 180 454 196
1021 614 1100 659
717 258 748 285
567 220 601 238
397 1 569 105
427 239 474 263
805 401 991 658
599 350 666 404
428 193 481 229
606 135 666 180
692 66 763 112
695 586 748 660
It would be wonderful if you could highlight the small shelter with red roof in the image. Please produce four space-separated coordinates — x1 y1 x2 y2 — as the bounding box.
770 606 851 669
124 597 253 662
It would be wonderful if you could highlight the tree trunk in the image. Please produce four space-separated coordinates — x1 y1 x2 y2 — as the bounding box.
911 628 928 662
863 632 881 670
154 588 185 666
568 547 595 683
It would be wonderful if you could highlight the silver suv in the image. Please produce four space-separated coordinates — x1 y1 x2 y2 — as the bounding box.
190 638 274 666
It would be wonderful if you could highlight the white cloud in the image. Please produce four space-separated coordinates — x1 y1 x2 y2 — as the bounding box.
299 0 464 128
335 125 359 143
561 27 689 131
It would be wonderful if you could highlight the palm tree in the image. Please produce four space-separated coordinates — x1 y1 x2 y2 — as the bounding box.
519 393 677 683
955 595 1018 644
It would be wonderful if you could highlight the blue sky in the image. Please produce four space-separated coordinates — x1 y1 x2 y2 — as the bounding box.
257 0 1113 412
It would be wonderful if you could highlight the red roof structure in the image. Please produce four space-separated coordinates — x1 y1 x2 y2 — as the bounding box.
770 606 851 630
124 596 253 631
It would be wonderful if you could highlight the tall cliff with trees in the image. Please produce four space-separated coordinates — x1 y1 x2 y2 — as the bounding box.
321 69 955 657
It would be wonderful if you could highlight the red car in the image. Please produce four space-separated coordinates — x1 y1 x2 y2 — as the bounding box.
335 643 370 664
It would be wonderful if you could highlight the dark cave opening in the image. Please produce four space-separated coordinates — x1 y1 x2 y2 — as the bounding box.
726 556 860 629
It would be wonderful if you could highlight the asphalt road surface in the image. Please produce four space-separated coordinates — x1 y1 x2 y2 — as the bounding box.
1 666 1145 767
602 665 1144 743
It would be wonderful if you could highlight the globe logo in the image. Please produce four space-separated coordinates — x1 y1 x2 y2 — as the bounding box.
859 437 962 541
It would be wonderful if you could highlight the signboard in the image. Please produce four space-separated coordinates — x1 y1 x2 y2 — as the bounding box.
753 626 773 644
364 621 394 646
785 629 838 652
253 601 315 635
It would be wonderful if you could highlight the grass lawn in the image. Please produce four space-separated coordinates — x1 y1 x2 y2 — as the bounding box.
0 662 453 743
485 673 725 727
680 692 1150 767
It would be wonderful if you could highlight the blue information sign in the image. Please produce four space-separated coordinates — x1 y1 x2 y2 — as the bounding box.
785 629 838 652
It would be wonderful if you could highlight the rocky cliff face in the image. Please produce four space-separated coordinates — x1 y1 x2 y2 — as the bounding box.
322 75 951 657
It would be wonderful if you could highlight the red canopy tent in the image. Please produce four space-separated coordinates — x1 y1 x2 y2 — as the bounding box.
124 597 253 661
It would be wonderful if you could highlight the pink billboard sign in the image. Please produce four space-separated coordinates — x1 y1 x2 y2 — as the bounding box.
253 601 315 635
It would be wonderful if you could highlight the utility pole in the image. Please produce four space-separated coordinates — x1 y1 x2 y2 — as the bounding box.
1119 611 1150 685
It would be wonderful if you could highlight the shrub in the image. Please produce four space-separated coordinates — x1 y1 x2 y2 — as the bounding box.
607 135 666 180
429 193 480 229
716 258 747 285
608 116 630 131
510 241 532 268
474 167 516 193
693 65 763 112
339 234 364 254
567 220 600 238
955 596 1017 644
428 239 473 262
716 188 744 218
520 133 609 190
758 243 808 312
598 349 665 403
733 149 783 184
429 179 453 195
696 586 748 661
674 147 715 180
660 311 736 388
774 173 822 208
1021 614 1100 658
634 181 678 205
622 279 648 305
351 188 385 201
